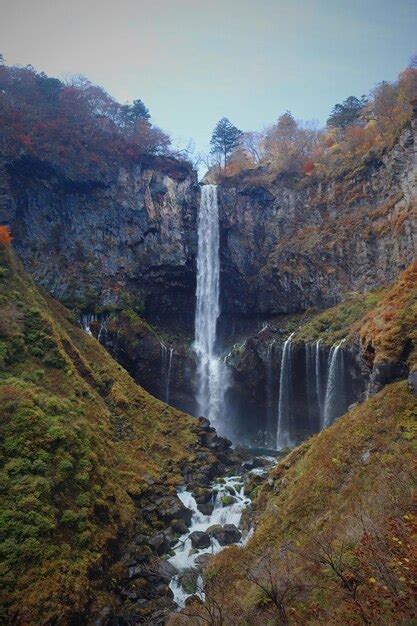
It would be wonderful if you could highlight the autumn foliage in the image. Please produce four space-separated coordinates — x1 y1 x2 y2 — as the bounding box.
0 63 171 182
0 225 12 245
219 59 417 181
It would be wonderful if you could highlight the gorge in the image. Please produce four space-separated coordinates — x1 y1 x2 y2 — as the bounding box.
0 58 416 626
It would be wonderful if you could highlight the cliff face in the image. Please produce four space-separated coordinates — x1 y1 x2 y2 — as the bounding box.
1 155 199 326
217 116 417 316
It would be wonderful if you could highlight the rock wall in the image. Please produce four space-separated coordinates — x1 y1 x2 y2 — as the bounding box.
217 114 417 316
0 154 200 326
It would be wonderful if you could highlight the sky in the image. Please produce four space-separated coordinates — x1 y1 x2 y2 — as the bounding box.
1 0 416 156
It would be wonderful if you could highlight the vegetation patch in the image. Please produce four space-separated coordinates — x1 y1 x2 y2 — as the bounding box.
0 246 197 624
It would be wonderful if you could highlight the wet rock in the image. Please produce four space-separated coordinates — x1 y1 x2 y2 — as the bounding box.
208 524 242 545
242 456 270 471
194 487 213 504
157 495 193 525
189 531 211 549
170 518 188 535
127 558 177 584
178 568 199 594
194 553 211 572
197 502 214 515
221 495 236 506
196 417 212 431
148 532 171 556
185 594 203 607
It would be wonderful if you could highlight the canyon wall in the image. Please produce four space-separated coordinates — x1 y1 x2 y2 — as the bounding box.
217 113 417 316
0 154 199 326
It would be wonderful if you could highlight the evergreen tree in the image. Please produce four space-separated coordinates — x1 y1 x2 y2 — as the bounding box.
210 117 242 168
327 95 367 129
120 98 150 130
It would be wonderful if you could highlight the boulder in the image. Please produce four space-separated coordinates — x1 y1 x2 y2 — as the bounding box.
149 532 171 556
170 518 188 535
185 594 203 607
157 495 192 525
197 502 214 515
194 553 211 572
189 531 211 549
209 524 242 546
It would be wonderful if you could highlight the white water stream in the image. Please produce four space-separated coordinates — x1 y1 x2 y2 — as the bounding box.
168 475 252 608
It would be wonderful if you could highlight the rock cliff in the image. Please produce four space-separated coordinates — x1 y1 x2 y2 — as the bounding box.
217 114 417 316
1 154 199 326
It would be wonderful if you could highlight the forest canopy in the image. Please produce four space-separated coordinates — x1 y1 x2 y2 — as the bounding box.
211 57 417 180
0 60 172 181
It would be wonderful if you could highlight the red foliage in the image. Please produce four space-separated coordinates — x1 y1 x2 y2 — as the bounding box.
0 225 12 246
302 158 315 175
0 64 171 182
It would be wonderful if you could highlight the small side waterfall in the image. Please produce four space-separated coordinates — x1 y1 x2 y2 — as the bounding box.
160 343 174 404
277 332 295 449
194 185 229 428
81 313 96 335
323 340 346 427
315 339 326 428
80 313 108 341
305 342 317 430
265 340 276 435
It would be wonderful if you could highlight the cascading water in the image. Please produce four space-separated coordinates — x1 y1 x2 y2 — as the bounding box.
80 313 108 341
276 332 295 449
314 339 326 428
323 339 346 427
265 340 276 436
168 476 251 607
194 185 229 429
160 342 174 404
305 342 317 430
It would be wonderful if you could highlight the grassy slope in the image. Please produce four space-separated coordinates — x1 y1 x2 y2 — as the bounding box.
293 263 417 370
0 246 197 624
174 382 416 625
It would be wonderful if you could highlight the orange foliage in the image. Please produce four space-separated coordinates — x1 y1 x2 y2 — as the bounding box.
0 225 12 245
302 158 315 175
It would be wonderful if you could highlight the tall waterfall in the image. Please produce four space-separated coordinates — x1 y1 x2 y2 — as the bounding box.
277 332 295 449
194 185 229 427
323 340 345 427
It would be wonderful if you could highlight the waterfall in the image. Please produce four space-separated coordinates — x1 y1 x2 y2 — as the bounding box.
323 340 346 427
194 185 229 427
277 332 295 449
314 339 326 428
305 342 316 429
265 340 276 435
166 347 174 403
80 313 97 335
160 342 174 404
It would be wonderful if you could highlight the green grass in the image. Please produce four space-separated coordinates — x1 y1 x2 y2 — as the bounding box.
0 246 198 624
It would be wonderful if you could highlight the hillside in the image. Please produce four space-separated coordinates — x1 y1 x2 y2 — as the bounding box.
0 244 218 624
172 378 417 624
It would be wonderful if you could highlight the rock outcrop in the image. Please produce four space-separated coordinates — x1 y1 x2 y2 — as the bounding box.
1 154 199 326
217 114 417 316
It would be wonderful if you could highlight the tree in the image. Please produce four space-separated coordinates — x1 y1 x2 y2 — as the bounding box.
120 98 150 131
327 96 367 130
210 117 242 168
0 225 12 245
371 81 398 131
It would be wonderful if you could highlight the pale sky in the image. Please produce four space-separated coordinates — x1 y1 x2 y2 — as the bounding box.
1 0 416 155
